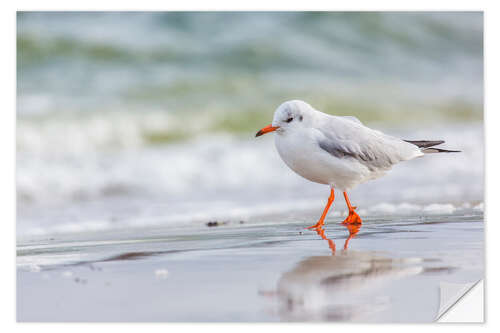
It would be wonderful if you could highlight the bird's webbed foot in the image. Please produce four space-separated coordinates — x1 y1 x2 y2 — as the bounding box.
305 222 324 229
342 208 362 225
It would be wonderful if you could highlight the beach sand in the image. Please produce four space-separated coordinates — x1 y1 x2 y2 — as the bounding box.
17 211 483 322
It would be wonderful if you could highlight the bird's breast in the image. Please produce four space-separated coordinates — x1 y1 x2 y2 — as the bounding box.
274 130 337 185
274 129 372 189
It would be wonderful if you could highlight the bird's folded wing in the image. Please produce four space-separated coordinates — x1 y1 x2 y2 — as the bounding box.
314 116 414 170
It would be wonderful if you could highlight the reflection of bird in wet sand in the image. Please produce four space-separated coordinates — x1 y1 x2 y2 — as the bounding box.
259 223 455 321
272 224 423 321
256 100 459 229
273 252 425 321
343 222 361 250
314 222 361 253
314 226 336 253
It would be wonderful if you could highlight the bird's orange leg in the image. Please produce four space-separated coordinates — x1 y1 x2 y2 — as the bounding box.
306 188 335 229
342 191 362 225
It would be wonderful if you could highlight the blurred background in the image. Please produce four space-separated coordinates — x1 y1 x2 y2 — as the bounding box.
17 12 483 239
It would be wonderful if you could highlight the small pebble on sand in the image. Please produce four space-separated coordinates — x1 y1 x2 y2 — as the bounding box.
206 221 228 227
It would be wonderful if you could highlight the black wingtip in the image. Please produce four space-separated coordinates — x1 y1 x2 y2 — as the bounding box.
404 140 445 148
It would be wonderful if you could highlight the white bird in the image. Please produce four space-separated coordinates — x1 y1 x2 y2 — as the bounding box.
255 100 459 229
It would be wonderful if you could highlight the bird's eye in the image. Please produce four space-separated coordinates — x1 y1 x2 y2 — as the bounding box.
286 117 293 123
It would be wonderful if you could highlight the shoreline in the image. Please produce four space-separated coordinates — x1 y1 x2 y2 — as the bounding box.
17 212 484 322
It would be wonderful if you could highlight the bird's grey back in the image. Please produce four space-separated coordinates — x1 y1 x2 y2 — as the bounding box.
313 113 419 171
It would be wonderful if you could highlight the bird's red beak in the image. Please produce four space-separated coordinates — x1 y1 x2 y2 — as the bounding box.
255 124 279 137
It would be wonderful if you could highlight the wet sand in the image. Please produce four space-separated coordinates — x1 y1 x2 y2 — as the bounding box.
17 212 483 322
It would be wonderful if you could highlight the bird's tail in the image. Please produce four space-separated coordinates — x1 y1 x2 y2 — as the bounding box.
404 140 461 153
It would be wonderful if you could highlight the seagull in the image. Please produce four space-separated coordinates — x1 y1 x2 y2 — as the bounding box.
255 100 459 229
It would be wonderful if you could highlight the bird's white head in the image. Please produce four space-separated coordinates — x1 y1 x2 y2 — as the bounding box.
255 100 314 137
